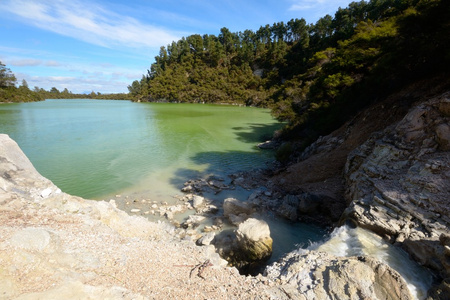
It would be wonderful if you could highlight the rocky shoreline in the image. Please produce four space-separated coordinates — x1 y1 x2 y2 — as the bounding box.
0 136 419 299
1 89 449 299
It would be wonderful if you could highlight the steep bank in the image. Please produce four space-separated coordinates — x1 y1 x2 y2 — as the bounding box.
342 91 450 296
265 79 450 297
0 136 416 299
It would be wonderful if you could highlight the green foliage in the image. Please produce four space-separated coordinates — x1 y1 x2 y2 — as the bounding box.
129 0 449 141
0 61 43 102
275 142 293 163
0 62 17 88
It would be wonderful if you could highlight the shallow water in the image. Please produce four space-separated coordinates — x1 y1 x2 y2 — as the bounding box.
0 99 279 199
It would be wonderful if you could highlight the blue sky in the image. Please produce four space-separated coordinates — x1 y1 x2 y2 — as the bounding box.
0 0 355 94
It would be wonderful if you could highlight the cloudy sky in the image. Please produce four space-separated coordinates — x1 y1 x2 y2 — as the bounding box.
0 0 355 94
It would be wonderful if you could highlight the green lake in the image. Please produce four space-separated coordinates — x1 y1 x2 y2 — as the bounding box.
0 99 332 265
0 99 280 200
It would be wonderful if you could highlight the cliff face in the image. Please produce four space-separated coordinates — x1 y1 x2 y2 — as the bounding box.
342 92 450 285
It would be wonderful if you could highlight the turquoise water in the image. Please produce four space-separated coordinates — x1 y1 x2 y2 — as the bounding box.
0 99 328 264
0 99 280 199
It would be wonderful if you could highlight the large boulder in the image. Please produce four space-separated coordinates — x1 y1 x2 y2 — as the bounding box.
235 218 273 263
342 92 450 293
213 218 273 274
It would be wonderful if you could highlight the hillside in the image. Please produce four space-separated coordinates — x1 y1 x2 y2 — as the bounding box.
129 0 450 143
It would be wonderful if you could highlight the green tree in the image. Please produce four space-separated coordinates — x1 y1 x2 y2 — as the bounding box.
127 80 141 96
50 87 60 94
21 79 29 89
0 61 17 88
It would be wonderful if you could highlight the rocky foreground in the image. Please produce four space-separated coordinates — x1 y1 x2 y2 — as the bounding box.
0 88 449 299
0 141 417 299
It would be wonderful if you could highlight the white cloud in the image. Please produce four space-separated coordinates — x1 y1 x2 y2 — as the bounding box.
18 72 133 94
13 59 143 93
0 0 182 50
45 61 63 67
6 57 63 67
9 58 42 67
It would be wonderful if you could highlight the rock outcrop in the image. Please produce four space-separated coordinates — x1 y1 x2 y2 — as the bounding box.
264 250 414 300
212 217 273 274
342 92 450 291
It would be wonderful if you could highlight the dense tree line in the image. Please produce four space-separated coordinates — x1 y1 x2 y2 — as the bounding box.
129 0 449 139
36 87 130 100
0 62 44 102
0 61 130 102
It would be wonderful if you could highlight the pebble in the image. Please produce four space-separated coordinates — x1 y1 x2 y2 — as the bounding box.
130 209 141 213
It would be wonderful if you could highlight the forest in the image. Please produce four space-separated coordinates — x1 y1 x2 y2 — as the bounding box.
0 62 129 102
129 0 449 140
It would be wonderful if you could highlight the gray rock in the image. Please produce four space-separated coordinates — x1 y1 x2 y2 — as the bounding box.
181 214 205 228
223 198 253 218
228 213 248 226
342 92 450 285
196 232 216 246
192 195 204 209
265 250 414 300
276 195 299 221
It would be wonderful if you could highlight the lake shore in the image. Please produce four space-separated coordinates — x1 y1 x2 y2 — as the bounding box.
0 134 422 299
1 86 449 299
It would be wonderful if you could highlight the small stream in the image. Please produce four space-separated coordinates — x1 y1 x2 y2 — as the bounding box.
309 225 433 300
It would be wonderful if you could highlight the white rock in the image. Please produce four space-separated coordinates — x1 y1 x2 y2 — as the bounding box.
236 218 270 242
40 187 52 198
192 195 204 209
197 232 215 246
